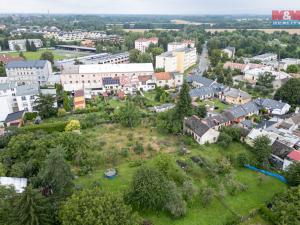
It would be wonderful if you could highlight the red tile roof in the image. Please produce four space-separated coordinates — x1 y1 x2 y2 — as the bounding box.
288 150 300 161
223 62 247 71
154 72 173 81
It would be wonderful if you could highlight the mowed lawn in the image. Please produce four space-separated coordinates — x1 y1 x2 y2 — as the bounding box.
196 98 230 113
76 124 286 225
7 49 65 60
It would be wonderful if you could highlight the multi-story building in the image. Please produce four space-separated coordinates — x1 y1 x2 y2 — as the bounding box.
0 83 39 121
8 39 43 51
156 47 197 73
135 37 158 53
61 63 154 95
5 60 52 85
55 52 129 70
167 40 195 52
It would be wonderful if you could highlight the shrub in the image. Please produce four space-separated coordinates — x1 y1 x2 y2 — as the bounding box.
120 148 129 158
24 112 38 121
128 159 144 168
201 187 215 207
182 180 198 202
133 142 144 155
218 132 233 148
57 108 67 117
217 157 232 175
65 120 81 132
236 153 250 167
21 121 68 133
164 181 187 218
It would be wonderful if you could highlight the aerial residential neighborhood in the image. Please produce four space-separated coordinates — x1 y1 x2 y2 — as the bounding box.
0 1 300 225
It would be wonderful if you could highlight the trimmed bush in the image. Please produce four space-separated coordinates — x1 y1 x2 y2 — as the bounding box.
24 112 38 121
21 121 68 133
65 120 81 132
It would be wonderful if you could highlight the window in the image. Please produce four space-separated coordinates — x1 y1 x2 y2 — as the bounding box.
21 96 26 101
30 96 35 100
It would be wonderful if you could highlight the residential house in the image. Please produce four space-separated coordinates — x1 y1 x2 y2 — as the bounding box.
223 62 264 73
271 140 294 170
154 72 183 88
189 87 216 100
254 98 291 115
183 115 220 145
74 89 86 110
222 46 235 58
5 110 25 127
187 75 216 88
137 75 156 92
220 87 251 105
283 150 300 170
252 53 277 63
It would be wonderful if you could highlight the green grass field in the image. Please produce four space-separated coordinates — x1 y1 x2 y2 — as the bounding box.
196 98 230 113
6 49 93 61
75 123 286 225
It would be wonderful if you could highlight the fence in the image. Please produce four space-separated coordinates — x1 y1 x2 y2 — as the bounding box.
244 165 287 184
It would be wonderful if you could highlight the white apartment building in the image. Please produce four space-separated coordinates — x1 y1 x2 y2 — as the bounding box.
0 83 39 122
61 63 154 95
281 58 300 70
167 40 195 52
8 39 43 51
156 52 177 72
5 60 52 85
135 37 159 53
156 47 197 73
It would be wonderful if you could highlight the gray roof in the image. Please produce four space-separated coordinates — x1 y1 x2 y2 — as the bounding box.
256 120 277 129
202 113 230 128
188 75 215 87
227 105 247 119
271 140 293 159
189 87 215 98
5 110 25 123
6 60 48 69
0 82 16 91
16 84 39 96
184 116 210 137
254 98 288 111
241 101 260 115
224 88 251 99
241 120 254 129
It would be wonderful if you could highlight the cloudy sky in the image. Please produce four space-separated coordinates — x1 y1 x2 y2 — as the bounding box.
0 0 299 14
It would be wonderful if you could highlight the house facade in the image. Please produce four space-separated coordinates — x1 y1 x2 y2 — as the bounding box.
6 60 52 85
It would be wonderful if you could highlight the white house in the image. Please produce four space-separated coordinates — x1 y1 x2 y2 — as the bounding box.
183 115 220 145
254 98 291 115
154 72 183 88
252 53 278 62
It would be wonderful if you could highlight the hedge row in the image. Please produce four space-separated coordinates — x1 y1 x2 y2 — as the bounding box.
21 121 68 133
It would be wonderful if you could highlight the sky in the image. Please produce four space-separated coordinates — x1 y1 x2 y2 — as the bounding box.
0 0 299 15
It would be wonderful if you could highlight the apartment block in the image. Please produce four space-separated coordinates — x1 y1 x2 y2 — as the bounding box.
135 37 158 53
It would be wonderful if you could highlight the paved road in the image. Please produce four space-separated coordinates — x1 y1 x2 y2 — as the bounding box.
192 41 209 75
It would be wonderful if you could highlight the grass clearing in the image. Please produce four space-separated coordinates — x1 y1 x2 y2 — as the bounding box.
74 123 286 225
195 98 230 112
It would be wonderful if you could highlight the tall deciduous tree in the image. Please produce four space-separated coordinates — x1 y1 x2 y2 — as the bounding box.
60 188 141 225
175 81 192 120
116 101 141 128
34 94 57 119
16 186 51 225
284 162 300 187
38 146 74 199
275 78 300 107
40 51 54 64
253 135 271 167
125 166 169 211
